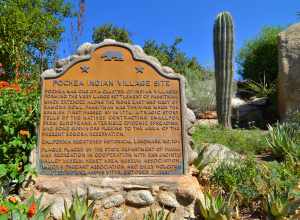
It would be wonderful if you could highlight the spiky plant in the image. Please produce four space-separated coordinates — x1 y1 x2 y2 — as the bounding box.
62 192 96 220
213 11 234 128
143 208 171 220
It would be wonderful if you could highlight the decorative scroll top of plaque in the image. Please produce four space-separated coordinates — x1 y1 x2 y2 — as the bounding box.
38 39 187 176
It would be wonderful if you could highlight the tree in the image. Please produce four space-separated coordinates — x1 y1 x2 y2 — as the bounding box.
143 38 211 80
0 0 73 80
92 24 132 44
237 26 283 84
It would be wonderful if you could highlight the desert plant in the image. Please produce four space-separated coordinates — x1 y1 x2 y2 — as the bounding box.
263 188 290 220
198 191 232 220
143 208 171 220
62 192 96 220
193 145 213 173
266 122 300 162
213 11 235 128
244 75 276 98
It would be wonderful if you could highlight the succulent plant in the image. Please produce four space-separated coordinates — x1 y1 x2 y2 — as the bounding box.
143 208 171 220
198 191 232 220
263 189 290 220
62 192 96 220
213 11 235 128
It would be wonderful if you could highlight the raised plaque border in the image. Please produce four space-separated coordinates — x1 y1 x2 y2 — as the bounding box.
37 39 189 176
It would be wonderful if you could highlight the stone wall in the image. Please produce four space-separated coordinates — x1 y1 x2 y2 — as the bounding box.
20 170 202 220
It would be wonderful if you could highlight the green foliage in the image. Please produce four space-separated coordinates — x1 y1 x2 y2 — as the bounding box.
266 122 300 162
193 145 212 173
212 157 261 205
192 125 269 154
237 26 283 84
92 23 132 44
263 188 290 220
0 0 73 76
0 85 39 193
286 111 300 137
244 76 276 98
0 194 51 220
143 38 212 80
62 192 96 220
185 69 216 112
143 208 171 220
198 191 232 220
143 39 214 112
213 11 234 128
211 156 298 213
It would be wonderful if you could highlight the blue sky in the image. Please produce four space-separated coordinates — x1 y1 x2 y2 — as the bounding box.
59 0 299 77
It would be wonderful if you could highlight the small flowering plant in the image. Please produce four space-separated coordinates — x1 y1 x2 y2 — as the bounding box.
0 194 50 220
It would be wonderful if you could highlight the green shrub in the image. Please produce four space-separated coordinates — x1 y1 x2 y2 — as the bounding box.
237 26 283 85
192 125 269 154
286 111 300 141
266 122 300 162
0 86 39 192
212 156 298 212
211 157 261 205
243 76 276 98
185 68 216 112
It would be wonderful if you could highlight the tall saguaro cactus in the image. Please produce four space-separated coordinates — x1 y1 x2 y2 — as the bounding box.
213 11 234 128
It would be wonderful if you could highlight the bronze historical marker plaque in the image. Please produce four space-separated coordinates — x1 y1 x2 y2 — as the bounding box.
38 44 185 175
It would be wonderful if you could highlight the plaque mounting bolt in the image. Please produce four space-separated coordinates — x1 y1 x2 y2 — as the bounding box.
135 66 144 74
80 65 90 73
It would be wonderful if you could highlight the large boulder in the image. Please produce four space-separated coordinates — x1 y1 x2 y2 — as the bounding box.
198 143 240 177
278 23 300 120
231 97 270 128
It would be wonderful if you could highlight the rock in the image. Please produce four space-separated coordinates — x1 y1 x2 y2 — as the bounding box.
55 59 68 69
133 45 144 54
232 97 268 128
278 23 300 120
158 191 179 208
200 143 240 175
193 119 218 128
88 187 115 200
35 179 65 195
187 147 198 165
111 208 125 220
123 185 151 191
126 190 155 206
76 42 93 56
149 56 161 65
186 108 196 124
103 39 116 43
162 66 175 74
42 68 57 78
49 196 70 220
103 194 125 209
175 188 195 206
231 97 246 108
197 111 217 119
